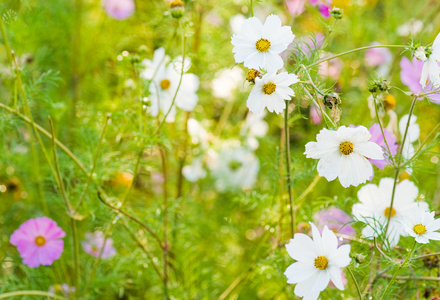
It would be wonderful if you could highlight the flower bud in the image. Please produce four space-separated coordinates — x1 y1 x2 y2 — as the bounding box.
355 254 366 264
246 69 262 83
330 7 343 19
170 0 185 19
324 92 341 109
368 78 390 94
414 46 427 61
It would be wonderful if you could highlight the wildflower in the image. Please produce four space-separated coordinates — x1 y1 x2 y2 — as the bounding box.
304 126 384 188
141 48 199 122
49 284 76 298
285 0 307 17
352 178 428 247
81 231 116 259
209 145 259 191
400 57 440 104
169 0 184 19
103 0 135 20
284 223 351 300
368 123 398 169
247 72 299 114
187 118 209 150
246 69 262 83
240 111 269 150
314 207 355 245
420 32 440 88
212 67 244 100
397 19 423 37
10 217 65 267
365 42 393 76
231 15 295 72
403 207 440 244
182 157 207 182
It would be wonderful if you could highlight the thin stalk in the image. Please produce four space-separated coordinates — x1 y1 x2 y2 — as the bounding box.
294 174 321 208
347 266 362 300
75 114 110 209
158 147 169 299
249 0 254 17
214 100 234 136
372 96 395 165
379 241 417 300
384 96 418 235
70 218 80 298
306 45 406 69
97 192 163 247
0 291 67 300
284 101 294 237
380 275 440 281
302 86 337 128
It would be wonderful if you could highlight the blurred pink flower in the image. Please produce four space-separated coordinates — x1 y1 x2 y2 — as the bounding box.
314 207 355 245
319 56 343 80
318 4 331 18
365 42 392 67
368 123 398 169
285 0 307 17
400 57 440 104
104 0 135 20
10 217 65 268
310 103 324 124
82 231 116 259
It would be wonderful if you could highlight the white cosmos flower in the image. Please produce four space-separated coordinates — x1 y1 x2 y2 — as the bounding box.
212 67 244 101
240 111 269 150
304 126 384 188
142 49 199 122
403 206 440 244
231 14 295 72
209 145 259 191
284 223 351 300
420 32 440 88
352 178 429 248
182 156 206 182
247 72 298 114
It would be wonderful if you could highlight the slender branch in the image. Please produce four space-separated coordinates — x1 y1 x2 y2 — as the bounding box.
413 252 440 260
294 174 321 208
158 146 169 299
302 86 337 128
374 237 394 262
75 114 110 209
306 45 406 69
372 96 395 165
0 291 67 300
347 266 362 300
284 101 294 237
380 274 440 281
97 192 163 247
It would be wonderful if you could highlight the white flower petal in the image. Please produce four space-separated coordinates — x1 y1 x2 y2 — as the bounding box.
354 141 384 160
329 244 351 267
284 262 318 284
316 151 342 182
285 234 318 262
328 266 345 290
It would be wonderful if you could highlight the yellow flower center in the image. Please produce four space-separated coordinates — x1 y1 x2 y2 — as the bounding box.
92 246 98 252
160 79 171 90
35 236 46 247
314 256 328 270
384 207 396 218
255 38 271 52
262 82 276 95
170 0 184 8
339 142 354 155
413 224 427 235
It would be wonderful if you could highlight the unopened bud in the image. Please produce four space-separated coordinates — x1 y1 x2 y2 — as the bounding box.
368 78 390 94
414 46 427 61
170 0 185 19
324 92 341 109
355 254 366 264
246 69 262 83
330 7 343 19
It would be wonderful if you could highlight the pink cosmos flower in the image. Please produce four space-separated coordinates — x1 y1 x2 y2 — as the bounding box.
400 57 440 104
104 0 135 20
365 42 392 67
314 207 355 245
310 102 324 124
10 217 65 268
368 123 398 169
81 231 116 259
285 0 307 17
319 56 343 80
318 4 331 18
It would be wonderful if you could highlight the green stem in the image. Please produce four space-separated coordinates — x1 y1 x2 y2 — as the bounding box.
75 114 110 209
284 101 294 237
70 219 80 298
379 241 417 300
158 147 169 299
347 266 362 300
0 291 67 300
249 0 254 17
372 96 395 165
306 45 406 69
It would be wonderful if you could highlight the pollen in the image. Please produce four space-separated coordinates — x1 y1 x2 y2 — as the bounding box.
413 224 427 235
35 236 46 246
262 82 276 95
314 256 328 270
255 38 271 52
160 79 171 90
384 207 396 218
339 142 354 155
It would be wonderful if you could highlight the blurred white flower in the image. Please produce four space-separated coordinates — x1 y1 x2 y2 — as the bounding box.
212 67 244 100
247 72 298 114
141 49 199 122
229 14 246 35
284 223 351 300
231 14 295 72
420 32 440 88
209 145 259 191
352 178 428 248
182 157 206 182
49 284 76 298
403 207 440 244
397 19 423 37
399 114 420 172
304 126 383 188
187 118 209 149
241 111 268 149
